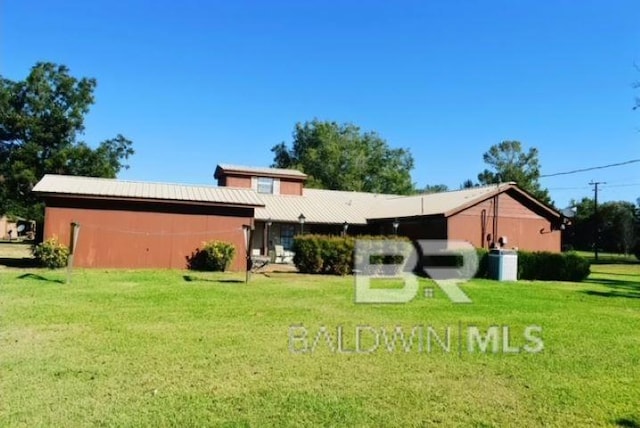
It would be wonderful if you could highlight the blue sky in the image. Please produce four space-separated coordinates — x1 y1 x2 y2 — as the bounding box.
3 0 639 208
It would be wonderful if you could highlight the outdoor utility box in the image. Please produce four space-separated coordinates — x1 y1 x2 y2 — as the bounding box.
488 249 518 281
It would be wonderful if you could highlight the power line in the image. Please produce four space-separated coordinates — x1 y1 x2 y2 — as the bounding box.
546 186 590 191
540 159 640 178
601 183 640 189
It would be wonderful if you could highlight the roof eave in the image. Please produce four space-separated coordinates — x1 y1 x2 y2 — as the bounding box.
34 191 264 209
443 184 561 219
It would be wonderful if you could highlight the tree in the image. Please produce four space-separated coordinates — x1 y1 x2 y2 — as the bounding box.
600 201 637 254
421 184 449 194
477 140 551 204
565 198 638 254
272 120 414 195
0 62 134 220
460 179 478 189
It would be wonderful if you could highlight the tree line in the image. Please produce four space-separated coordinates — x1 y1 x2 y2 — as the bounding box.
1 61 638 256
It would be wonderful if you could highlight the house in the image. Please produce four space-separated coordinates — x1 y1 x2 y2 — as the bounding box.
33 164 564 270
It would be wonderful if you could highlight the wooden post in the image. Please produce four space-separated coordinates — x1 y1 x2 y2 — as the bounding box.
66 222 80 284
244 224 254 283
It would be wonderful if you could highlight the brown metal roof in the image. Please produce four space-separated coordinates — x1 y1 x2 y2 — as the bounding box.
366 182 561 220
254 188 391 224
34 175 560 223
214 164 307 180
33 174 265 207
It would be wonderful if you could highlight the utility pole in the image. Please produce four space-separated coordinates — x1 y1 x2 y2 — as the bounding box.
589 181 605 262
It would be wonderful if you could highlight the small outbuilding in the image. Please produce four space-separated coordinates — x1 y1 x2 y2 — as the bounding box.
33 175 263 270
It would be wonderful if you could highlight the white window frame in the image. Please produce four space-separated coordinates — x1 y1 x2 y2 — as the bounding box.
257 177 274 194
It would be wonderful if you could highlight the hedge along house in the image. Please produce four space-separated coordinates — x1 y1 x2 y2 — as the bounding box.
33 164 564 271
32 175 264 270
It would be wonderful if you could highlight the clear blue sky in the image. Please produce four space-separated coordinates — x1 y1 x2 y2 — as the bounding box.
3 0 639 208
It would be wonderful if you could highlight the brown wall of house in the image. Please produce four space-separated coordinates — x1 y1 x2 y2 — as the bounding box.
218 174 303 196
280 180 303 195
42 198 254 270
222 175 252 188
447 192 561 252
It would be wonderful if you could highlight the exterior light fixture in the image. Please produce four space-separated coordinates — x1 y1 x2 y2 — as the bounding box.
392 218 399 235
298 213 306 235
343 221 349 236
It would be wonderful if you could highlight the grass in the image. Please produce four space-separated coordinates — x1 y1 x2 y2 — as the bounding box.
0 264 639 427
574 250 639 265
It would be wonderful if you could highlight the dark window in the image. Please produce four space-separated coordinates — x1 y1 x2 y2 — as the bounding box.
281 225 295 250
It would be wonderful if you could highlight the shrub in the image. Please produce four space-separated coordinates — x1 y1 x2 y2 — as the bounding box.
561 252 592 282
293 234 409 275
33 237 69 269
517 250 590 282
187 240 236 271
634 242 640 261
292 235 324 274
474 248 489 278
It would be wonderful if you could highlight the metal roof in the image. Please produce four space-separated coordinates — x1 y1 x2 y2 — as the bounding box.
33 175 559 223
366 183 518 220
214 164 307 179
33 174 265 207
255 188 390 224
254 184 530 224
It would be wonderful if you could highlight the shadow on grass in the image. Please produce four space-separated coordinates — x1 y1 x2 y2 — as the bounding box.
0 257 39 268
17 273 64 284
182 275 244 284
584 277 640 292
584 290 640 299
582 275 640 299
616 417 640 428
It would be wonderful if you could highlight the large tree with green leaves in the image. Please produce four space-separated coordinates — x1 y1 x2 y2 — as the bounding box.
271 120 414 195
565 198 638 254
477 140 551 204
0 62 134 220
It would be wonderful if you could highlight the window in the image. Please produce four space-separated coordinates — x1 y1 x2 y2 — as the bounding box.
257 177 274 194
280 225 295 250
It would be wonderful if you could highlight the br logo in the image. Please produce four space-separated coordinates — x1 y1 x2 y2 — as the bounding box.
354 239 478 304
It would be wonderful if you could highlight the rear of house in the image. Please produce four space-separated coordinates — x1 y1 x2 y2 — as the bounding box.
33 165 564 271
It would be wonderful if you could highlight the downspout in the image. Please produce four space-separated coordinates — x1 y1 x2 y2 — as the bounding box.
481 209 487 248
495 193 500 246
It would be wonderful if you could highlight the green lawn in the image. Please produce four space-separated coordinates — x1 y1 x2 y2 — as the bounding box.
1 264 639 427
574 250 638 264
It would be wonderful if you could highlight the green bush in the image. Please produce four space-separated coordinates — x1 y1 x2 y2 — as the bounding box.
293 234 409 275
516 250 590 282
474 248 489 278
33 237 69 269
187 240 236 271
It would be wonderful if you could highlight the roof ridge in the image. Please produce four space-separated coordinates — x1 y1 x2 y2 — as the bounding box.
216 163 307 176
41 174 254 192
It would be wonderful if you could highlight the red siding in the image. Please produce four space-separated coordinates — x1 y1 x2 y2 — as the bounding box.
280 180 303 195
224 175 252 188
447 192 560 252
43 199 253 270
